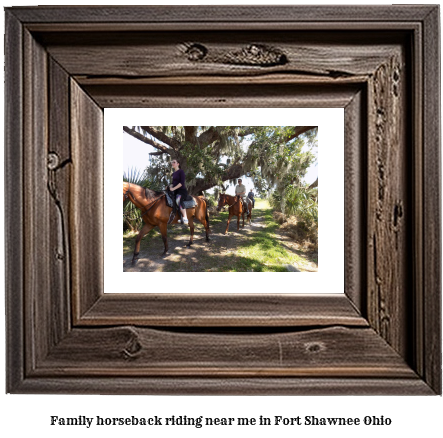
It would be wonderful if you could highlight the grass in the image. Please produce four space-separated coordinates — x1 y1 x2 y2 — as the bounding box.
217 199 306 272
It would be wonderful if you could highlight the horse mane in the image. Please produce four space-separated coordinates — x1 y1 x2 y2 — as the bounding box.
145 187 164 199
124 182 163 201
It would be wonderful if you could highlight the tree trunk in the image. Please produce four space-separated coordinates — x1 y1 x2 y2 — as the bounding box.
309 178 318 189
190 163 245 194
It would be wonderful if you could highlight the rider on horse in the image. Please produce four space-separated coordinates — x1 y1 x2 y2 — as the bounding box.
235 178 250 215
248 189 255 208
169 158 189 225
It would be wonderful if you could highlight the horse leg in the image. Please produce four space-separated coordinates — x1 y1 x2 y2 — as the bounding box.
203 204 211 241
194 204 210 241
187 217 195 247
205 221 210 242
132 223 153 265
158 222 168 256
224 214 232 234
237 214 240 231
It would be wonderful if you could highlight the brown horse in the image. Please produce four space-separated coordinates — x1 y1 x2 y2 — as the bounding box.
123 182 210 264
217 193 252 234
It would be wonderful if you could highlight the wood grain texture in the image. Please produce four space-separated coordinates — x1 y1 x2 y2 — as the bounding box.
48 58 72 344
25 23 425 34
8 5 436 23
422 7 442 394
23 29 50 372
82 83 361 109
37 326 415 378
12 377 434 396
366 50 409 358
4 5 441 395
411 15 425 384
76 73 369 86
344 90 366 314
40 31 400 80
4 10 24 392
79 294 367 327
70 80 104 320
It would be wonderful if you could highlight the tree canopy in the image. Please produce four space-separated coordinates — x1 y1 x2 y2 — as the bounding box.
123 126 317 195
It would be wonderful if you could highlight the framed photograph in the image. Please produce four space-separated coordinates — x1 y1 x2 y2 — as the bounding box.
118 115 323 276
109 108 341 293
5 5 440 394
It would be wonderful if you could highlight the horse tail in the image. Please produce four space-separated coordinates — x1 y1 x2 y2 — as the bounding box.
206 204 210 223
198 196 211 233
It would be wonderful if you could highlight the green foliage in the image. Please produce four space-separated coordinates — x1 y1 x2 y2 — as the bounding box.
202 191 217 208
258 127 318 228
128 125 318 198
144 154 172 190
284 184 318 225
253 127 317 195
270 183 318 228
248 169 271 195
180 138 226 190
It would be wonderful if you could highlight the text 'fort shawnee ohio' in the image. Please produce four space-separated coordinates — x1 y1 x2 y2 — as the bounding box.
50 415 392 428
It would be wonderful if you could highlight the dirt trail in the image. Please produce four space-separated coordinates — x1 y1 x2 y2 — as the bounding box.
123 203 317 272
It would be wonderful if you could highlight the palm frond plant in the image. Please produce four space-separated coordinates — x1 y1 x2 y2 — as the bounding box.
283 185 318 225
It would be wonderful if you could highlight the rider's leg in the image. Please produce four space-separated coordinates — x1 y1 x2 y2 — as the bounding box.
180 207 188 222
176 195 188 223
242 196 249 214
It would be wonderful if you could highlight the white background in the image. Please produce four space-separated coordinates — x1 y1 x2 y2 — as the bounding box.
107 108 343 292
1 1 442 437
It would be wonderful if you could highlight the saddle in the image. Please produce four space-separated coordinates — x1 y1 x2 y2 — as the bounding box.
164 190 197 224
239 196 252 213
237 195 252 210
164 191 197 209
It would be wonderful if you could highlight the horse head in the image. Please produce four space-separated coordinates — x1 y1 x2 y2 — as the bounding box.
123 181 130 202
217 193 227 211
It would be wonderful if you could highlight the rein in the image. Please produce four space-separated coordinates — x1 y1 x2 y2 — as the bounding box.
140 195 164 217
123 182 131 200
219 195 238 211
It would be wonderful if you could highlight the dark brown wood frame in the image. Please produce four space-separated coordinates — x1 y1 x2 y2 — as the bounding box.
5 6 441 394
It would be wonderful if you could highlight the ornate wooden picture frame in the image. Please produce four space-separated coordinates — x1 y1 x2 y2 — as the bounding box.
5 6 441 394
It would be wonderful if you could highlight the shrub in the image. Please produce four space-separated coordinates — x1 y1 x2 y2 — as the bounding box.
274 212 318 251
